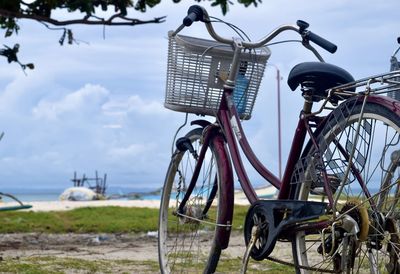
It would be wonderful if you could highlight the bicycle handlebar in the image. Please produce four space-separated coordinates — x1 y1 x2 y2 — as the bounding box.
177 5 337 55
303 30 337 53
183 5 206 27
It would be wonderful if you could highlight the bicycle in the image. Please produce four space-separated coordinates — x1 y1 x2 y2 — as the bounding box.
158 5 400 273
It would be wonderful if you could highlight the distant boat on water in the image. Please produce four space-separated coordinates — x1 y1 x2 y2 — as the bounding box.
235 185 277 204
107 187 163 200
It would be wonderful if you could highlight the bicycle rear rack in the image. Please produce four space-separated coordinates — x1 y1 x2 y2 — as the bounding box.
333 70 400 96
311 70 400 115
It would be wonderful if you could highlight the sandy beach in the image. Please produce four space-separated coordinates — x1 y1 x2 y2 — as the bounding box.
1 197 251 212
1 199 161 212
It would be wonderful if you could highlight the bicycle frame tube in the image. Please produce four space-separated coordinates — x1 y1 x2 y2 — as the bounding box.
278 116 309 200
217 86 312 203
218 88 259 204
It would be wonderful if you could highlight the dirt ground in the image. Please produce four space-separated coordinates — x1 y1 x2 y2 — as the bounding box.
0 232 159 262
0 231 295 273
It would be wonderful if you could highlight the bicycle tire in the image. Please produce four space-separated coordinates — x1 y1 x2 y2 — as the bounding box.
158 127 233 274
291 99 400 273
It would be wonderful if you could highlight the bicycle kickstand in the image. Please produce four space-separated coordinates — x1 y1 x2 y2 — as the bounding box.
241 225 260 274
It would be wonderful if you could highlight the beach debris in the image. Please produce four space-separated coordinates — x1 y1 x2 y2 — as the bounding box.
91 235 110 245
146 231 157 238
71 171 107 196
59 187 104 201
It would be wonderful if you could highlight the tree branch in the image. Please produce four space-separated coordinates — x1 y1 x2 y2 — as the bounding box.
0 9 166 26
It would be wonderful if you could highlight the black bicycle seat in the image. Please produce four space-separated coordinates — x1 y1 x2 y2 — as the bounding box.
287 62 355 102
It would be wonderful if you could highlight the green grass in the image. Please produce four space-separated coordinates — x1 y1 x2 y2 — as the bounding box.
0 205 250 233
231 205 249 230
0 256 293 273
0 206 159 233
0 256 159 273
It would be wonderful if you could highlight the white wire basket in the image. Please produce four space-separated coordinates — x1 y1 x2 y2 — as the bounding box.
164 31 271 120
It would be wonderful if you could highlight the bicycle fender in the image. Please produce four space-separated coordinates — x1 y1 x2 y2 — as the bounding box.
361 95 400 116
212 133 234 250
312 94 400 143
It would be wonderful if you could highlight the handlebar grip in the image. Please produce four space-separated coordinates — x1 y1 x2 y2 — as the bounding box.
306 31 337 53
183 5 205 27
183 12 198 27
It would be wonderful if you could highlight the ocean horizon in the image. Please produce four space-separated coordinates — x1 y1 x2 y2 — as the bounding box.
0 186 162 202
0 185 383 203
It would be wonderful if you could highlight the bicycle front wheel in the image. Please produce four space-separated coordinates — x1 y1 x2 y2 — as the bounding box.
158 127 233 274
292 99 400 273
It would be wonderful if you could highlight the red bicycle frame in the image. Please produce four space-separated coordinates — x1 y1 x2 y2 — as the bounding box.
214 83 400 206
176 73 400 251
216 85 310 203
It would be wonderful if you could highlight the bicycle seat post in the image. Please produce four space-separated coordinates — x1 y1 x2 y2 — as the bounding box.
302 99 313 114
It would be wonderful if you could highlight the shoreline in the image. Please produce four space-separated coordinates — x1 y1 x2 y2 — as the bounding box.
0 200 161 212
1 197 251 212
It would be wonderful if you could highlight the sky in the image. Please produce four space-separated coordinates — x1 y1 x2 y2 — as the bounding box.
0 0 398 191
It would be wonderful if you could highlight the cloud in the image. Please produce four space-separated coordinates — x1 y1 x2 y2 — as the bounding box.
102 94 167 116
0 0 399 190
103 124 122 129
32 84 109 120
108 143 156 159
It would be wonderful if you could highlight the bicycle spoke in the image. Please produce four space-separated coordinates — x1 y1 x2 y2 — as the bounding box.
293 101 400 273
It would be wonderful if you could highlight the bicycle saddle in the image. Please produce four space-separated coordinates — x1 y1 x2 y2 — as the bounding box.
287 62 355 103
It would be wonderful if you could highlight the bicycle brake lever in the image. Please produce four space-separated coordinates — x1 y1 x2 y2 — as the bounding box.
297 20 310 33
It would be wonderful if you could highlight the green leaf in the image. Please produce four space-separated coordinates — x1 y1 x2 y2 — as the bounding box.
5 28 12 37
0 0 21 13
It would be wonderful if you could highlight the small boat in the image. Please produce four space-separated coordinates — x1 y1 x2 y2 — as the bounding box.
234 185 277 204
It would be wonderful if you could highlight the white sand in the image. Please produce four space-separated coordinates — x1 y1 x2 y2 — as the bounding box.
0 196 251 212
0 199 161 212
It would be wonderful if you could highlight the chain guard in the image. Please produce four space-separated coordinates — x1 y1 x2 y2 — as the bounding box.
244 200 327 261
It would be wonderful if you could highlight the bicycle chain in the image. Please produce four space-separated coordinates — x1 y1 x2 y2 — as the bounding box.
266 256 338 273
241 228 338 273
265 256 338 273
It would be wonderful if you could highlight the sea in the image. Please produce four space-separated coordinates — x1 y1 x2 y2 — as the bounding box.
0 185 383 203
0 186 162 203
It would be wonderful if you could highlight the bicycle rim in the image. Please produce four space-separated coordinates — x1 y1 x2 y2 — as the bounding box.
158 128 224 273
293 101 400 273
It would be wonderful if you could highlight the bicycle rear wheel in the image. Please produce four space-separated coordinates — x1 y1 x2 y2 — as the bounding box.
158 127 233 273
292 99 400 273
